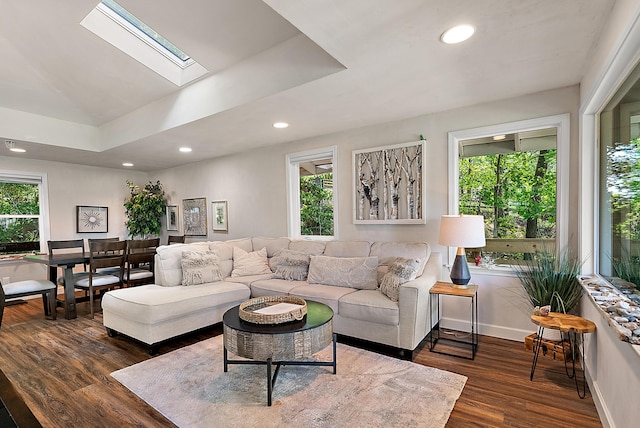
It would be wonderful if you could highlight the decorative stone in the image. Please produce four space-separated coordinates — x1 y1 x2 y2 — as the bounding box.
614 316 629 323
622 322 639 330
614 324 632 340
634 329 640 336
616 300 630 309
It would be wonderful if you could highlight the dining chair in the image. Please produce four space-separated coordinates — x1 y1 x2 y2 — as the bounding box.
167 235 185 245
1 279 57 328
89 237 121 275
74 240 126 319
123 238 159 287
47 239 89 285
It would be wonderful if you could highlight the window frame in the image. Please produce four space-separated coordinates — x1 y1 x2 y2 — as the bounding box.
285 146 338 240
447 114 570 268
0 170 50 255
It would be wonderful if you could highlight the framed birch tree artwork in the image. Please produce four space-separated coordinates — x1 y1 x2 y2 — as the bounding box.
353 140 426 224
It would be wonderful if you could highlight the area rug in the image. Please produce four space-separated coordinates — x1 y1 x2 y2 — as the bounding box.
111 336 466 428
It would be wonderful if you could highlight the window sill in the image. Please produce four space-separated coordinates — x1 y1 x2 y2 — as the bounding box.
579 274 640 349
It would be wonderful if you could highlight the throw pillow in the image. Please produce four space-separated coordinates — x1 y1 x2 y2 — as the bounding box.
181 250 222 286
379 257 421 302
307 255 378 289
231 247 272 277
272 249 311 281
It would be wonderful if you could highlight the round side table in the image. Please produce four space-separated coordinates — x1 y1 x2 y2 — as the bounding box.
529 312 596 398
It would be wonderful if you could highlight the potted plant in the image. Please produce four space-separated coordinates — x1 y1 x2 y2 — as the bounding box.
123 180 166 238
514 248 583 342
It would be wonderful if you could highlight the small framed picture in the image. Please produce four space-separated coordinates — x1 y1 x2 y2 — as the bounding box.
183 198 207 236
76 206 108 233
166 205 179 231
211 200 228 232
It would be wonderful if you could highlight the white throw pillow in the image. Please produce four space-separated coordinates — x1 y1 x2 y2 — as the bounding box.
379 257 421 302
231 247 272 277
307 255 378 289
181 250 222 286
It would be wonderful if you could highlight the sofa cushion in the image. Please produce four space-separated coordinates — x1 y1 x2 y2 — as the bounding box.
252 237 290 257
308 255 378 289
271 249 311 281
225 273 274 287
208 241 234 278
289 240 326 255
250 278 306 297
338 290 399 326
323 240 371 257
231 247 272 277
101 282 250 324
369 241 431 277
225 237 253 252
288 284 357 314
155 242 211 286
379 257 422 302
181 250 223 286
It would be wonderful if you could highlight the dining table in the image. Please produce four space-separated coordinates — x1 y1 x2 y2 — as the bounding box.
23 252 89 319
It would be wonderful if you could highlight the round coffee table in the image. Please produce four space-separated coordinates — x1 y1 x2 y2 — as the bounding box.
222 299 336 406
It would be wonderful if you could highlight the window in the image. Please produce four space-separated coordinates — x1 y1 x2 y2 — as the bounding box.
286 147 337 239
448 115 570 267
101 0 190 63
81 1 208 86
458 129 557 263
599 61 640 289
0 171 49 255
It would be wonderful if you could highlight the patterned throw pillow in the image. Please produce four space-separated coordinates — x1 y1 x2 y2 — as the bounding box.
379 257 421 302
307 255 378 289
231 247 273 277
272 249 311 281
181 250 222 286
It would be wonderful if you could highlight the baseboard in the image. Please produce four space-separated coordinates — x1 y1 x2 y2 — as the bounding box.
439 316 534 342
585 368 615 428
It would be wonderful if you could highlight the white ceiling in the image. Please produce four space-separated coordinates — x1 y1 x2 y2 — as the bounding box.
0 0 615 171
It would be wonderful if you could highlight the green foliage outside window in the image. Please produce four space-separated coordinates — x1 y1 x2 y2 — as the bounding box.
300 173 333 236
124 180 166 238
0 182 40 244
459 149 557 261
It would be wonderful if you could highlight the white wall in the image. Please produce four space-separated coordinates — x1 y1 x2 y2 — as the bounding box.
577 1 640 427
152 84 581 341
0 156 147 281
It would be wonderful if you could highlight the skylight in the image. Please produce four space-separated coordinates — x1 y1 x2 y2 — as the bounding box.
81 1 208 86
101 0 190 63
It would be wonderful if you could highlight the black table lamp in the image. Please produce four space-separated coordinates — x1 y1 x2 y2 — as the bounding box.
438 214 486 288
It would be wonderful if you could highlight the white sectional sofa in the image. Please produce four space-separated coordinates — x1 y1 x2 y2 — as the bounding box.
102 237 441 357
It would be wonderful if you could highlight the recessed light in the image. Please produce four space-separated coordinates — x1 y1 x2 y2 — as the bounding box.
10 148 26 153
492 135 506 141
440 25 475 44
179 147 192 153
122 162 134 167
273 122 289 129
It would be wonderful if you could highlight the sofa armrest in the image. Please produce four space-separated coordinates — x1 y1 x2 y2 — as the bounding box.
397 251 441 350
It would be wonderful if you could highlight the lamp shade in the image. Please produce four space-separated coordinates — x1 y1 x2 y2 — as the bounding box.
438 214 486 248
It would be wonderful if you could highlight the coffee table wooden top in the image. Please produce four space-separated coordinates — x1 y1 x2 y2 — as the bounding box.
530 312 596 334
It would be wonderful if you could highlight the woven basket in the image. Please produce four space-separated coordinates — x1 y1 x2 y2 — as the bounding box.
239 295 307 325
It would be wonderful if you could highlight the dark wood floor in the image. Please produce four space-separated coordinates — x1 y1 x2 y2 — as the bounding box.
0 297 602 428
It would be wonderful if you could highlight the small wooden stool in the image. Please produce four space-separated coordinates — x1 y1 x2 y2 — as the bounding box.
529 312 596 398
0 280 57 328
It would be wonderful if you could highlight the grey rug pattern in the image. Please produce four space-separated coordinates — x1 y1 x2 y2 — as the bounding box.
111 336 466 428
